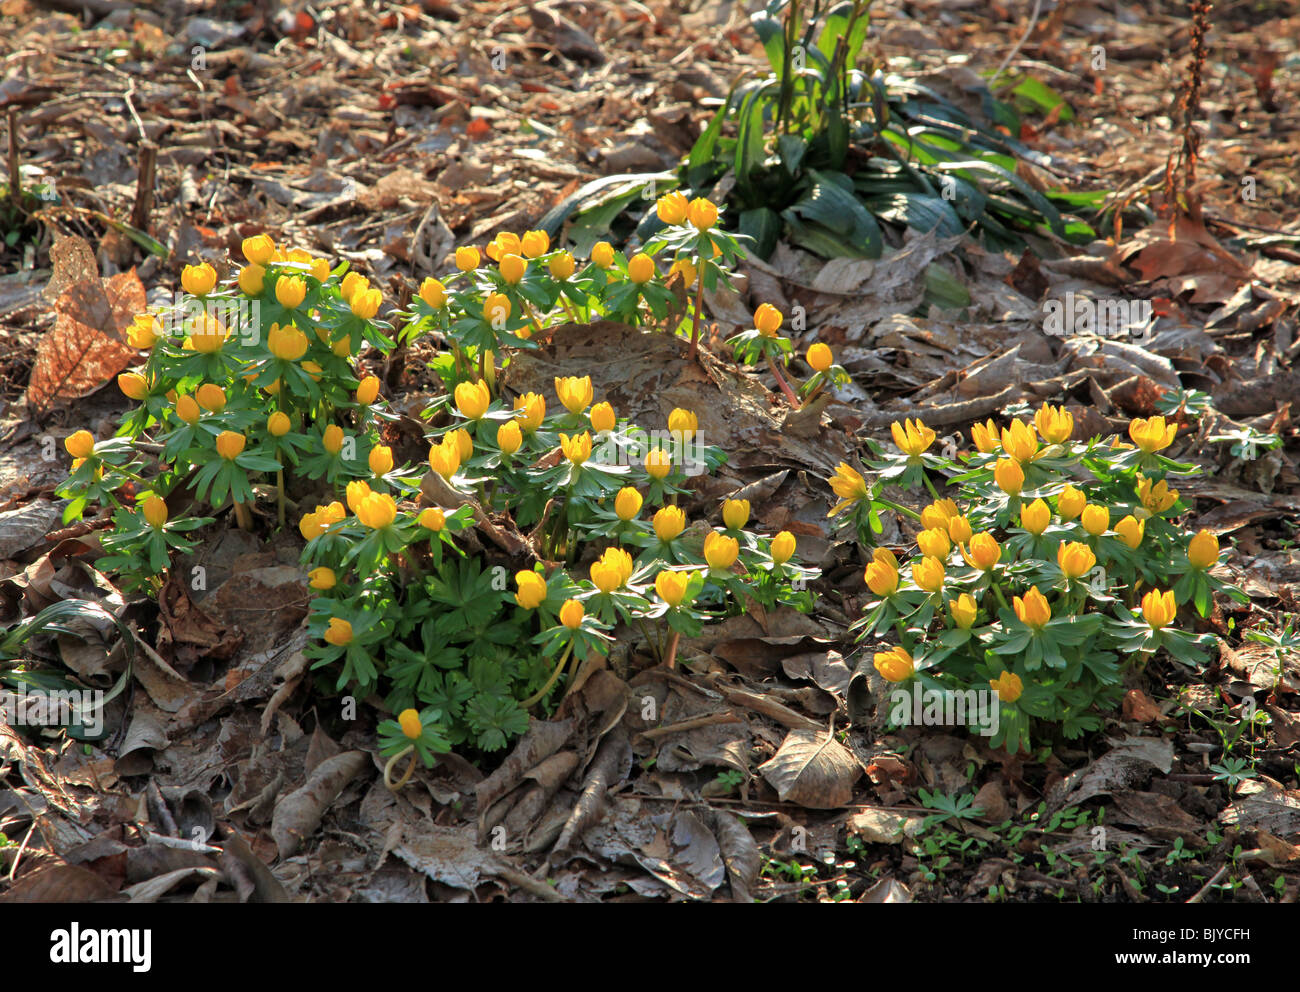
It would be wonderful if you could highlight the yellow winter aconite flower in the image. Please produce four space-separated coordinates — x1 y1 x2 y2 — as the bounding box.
268 412 291 437
347 480 373 513
921 499 959 531
499 253 527 285
486 232 521 261
1057 484 1086 521
215 431 244 460
497 420 522 456
127 313 160 349
195 383 226 412
275 275 307 309
627 253 654 283
614 487 642 521
324 617 353 647
318 425 344 457
559 599 585 629
722 499 750 530
368 445 394 476
398 709 422 740
891 418 935 458
308 567 336 591
242 234 276 266
704 532 739 570
770 531 796 565
310 257 331 282
989 672 1023 703
590 401 616 433
450 428 473 461
687 197 718 230
560 431 592 465
554 375 593 414
340 272 369 303
947 516 973 544
357 492 397 529
1080 504 1109 536
669 258 697 286
238 264 265 296
549 251 575 280
420 507 445 532
1129 416 1177 454
912 556 945 593
971 418 1000 454
350 287 382 319
1188 530 1219 569
1057 541 1097 579
753 303 783 337
961 532 1001 570
590 548 633 593
515 571 547 609
181 262 217 296
175 395 201 426
668 408 698 440
1141 589 1177 629
806 343 832 372
828 462 867 516
355 375 380 405
141 495 168 529
455 246 481 271
1020 498 1051 536
864 549 899 597
455 379 491 420
873 646 913 683
654 505 686 541
1000 419 1039 463
1013 586 1051 629
521 230 549 258
514 392 545 432
267 322 308 361
186 313 228 353
645 448 672 480
419 277 447 308
428 440 459 479
1115 514 1145 550
656 191 689 225
591 241 614 269
949 593 978 630
1034 403 1074 444
917 527 950 558
118 372 148 400
1136 476 1179 515
994 458 1024 494
655 570 692 607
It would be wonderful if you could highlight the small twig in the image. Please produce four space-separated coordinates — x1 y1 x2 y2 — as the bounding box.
989 0 1044 89
639 711 745 740
1186 865 1228 904
130 142 156 233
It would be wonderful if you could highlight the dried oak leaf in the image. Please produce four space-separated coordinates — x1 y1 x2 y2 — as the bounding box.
28 245 144 413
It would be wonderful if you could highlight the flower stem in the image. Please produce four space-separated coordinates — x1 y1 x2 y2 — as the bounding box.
231 498 252 530
383 745 417 791
276 469 286 528
766 353 800 407
689 265 705 358
921 472 943 501
875 497 922 522
663 629 681 670
521 642 573 708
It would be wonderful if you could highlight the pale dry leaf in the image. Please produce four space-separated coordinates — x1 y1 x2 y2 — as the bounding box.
758 728 861 808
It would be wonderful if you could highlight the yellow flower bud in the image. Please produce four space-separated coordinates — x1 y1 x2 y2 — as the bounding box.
654 505 686 541
912 556 946 593
947 516 973 544
310 257 331 282
350 287 382 319
590 401 616 434
181 262 217 296
704 532 739 570
420 507 446 532
398 709 422 739
722 499 750 530
590 547 632 593
828 462 867 516
961 533 1001 570
949 593 978 630
196 383 226 412
346 480 372 513
238 264 265 296
118 372 148 400
175 395 201 426
1034 403 1074 444
1188 530 1219 570
917 527 950 558
127 313 160 349
419 277 447 308
515 571 547 609
806 343 832 372
275 275 307 309
1020 498 1051 536
1115 514 1144 550
655 569 692 607
1057 484 1086 521
486 232 521 262
1141 588 1177 629
368 445 394 476
770 531 796 565
559 599 585 630
549 251 576 280
455 246 481 271
873 646 913 683
864 553 899 597
656 191 689 225
591 241 614 269
499 253 527 285
483 292 511 326
497 420 522 456
1056 541 1096 579
668 408 698 440
428 440 459 479
1013 586 1051 629
1129 416 1177 454
560 431 591 465
994 458 1024 494
242 235 276 266
614 487 642 521
989 672 1023 703
645 448 671 480
309 567 336 590
323 424 345 455
141 495 168 529
324 617 353 646
971 418 999 454
454 379 492 420
753 303 783 337
1000 419 1039 463
514 392 545 432
669 258 697 287
687 197 718 230
627 253 655 284
554 376 594 415
355 375 380 405
356 492 397 529
1080 504 1109 536
216 431 246 460
186 313 228 353
520 230 549 258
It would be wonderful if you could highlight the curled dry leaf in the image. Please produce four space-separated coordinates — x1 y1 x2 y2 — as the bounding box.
758 728 861 809
271 749 369 858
